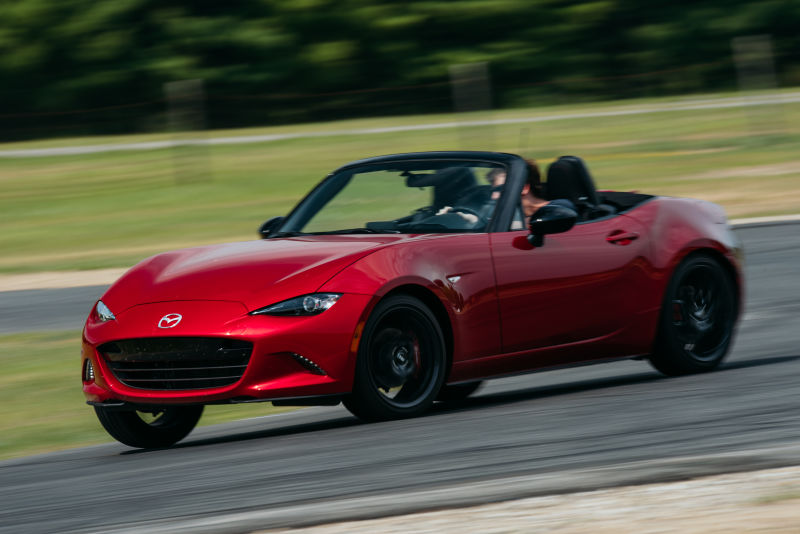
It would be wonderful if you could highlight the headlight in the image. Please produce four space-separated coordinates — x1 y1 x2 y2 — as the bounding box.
250 293 341 316
95 300 116 322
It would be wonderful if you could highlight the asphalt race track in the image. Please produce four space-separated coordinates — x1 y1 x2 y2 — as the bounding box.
1 223 799 534
0 284 104 334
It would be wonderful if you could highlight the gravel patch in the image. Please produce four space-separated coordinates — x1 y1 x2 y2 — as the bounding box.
259 465 800 534
0 268 126 291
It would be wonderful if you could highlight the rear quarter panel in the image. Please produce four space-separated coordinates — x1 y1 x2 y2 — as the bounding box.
624 197 744 316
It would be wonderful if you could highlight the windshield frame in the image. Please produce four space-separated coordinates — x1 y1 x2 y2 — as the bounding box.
275 152 527 236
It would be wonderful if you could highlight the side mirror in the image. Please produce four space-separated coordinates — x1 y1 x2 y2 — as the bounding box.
528 204 577 247
258 216 284 238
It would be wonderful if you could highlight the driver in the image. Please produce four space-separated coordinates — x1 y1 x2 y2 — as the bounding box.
520 159 575 223
434 160 575 228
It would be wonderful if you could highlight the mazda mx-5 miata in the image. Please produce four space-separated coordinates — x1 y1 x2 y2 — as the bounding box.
82 151 742 448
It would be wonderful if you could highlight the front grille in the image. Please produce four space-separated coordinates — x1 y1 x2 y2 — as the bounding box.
99 337 252 390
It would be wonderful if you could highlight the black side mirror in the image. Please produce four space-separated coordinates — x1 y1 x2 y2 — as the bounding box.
528 204 577 247
258 216 284 238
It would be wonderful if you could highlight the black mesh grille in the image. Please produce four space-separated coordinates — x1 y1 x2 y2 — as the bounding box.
99 337 252 390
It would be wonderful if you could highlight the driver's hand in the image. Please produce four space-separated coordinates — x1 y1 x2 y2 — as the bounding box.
436 206 478 224
455 211 478 224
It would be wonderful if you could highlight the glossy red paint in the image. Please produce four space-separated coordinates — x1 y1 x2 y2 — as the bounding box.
490 213 649 352
82 153 743 415
83 292 374 404
100 236 405 313
321 233 502 363
623 197 744 308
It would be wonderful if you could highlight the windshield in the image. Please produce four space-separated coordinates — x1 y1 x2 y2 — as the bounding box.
280 160 507 235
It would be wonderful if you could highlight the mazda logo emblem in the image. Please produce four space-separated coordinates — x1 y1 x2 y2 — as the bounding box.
158 313 183 329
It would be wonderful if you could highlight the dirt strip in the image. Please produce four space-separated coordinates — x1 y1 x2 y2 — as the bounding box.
0 268 127 292
258 465 800 534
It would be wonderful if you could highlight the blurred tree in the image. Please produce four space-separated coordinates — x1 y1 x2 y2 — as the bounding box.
0 0 798 139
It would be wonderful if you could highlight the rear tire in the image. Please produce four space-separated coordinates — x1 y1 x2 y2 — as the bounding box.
344 295 447 422
649 254 737 376
95 405 203 449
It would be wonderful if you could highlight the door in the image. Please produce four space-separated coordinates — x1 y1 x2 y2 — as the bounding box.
490 214 647 356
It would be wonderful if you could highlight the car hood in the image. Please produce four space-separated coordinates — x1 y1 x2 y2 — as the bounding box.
102 236 405 312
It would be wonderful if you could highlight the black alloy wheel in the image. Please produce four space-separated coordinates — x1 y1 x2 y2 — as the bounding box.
344 295 447 421
95 405 204 449
650 254 737 376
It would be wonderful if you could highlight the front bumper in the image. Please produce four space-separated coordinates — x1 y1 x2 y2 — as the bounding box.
82 294 372 406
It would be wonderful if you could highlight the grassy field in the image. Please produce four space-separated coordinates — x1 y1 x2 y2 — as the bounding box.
0 330 293 460
1 89 799 274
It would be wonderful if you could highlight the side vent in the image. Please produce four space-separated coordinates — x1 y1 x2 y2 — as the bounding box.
83 359 95 382
290 353 327 375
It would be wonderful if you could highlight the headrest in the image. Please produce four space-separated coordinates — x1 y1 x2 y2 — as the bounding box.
545 156 599 206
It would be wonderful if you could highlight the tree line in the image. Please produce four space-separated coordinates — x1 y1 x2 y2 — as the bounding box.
1 0 798 139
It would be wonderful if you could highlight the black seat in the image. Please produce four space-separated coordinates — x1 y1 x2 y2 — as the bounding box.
430 167 478 209
545 156 614 219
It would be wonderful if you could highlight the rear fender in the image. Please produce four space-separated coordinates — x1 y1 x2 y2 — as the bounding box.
625 197 743 311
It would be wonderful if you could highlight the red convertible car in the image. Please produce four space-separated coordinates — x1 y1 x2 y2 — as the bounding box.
82 151 742 448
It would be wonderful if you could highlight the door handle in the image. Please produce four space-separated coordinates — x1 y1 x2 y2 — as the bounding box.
606 230 639 246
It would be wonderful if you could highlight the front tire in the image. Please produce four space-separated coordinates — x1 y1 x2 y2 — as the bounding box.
344 295 447 421
95 405 203 449
649 254 737 376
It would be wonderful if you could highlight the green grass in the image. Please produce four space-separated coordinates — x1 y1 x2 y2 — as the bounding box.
1 89 800 273
753 491 800 505
0 330 293 460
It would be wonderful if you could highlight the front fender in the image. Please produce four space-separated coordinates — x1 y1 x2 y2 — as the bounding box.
320 234 502 363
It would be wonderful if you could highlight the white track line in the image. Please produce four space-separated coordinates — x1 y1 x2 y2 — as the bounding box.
2 92 800 158
730 214 800 228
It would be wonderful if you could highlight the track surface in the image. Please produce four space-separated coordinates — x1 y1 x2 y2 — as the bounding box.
1 224 799 534
0 284 102 334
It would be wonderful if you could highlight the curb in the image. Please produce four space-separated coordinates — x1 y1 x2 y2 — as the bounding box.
93 442 800 534
730 214 800 229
